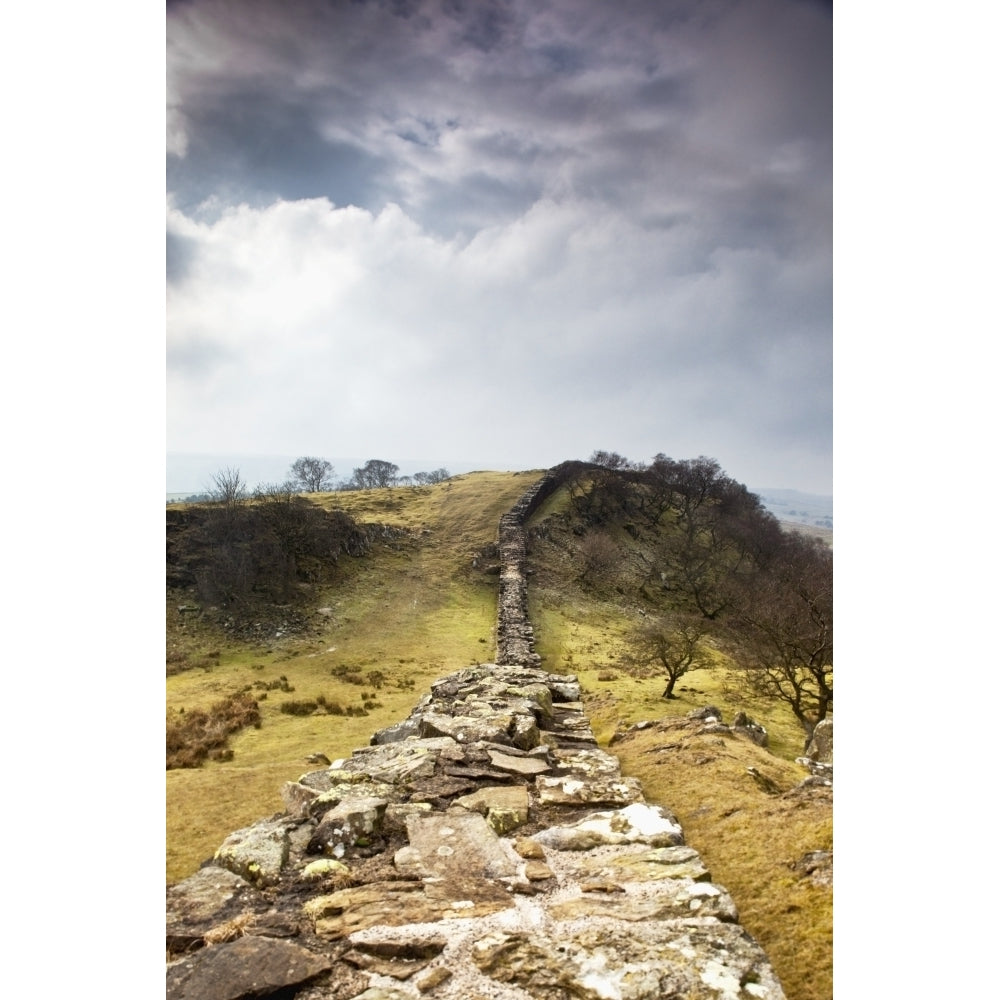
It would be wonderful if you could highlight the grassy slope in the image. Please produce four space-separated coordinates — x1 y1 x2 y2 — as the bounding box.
166 470 831 1000
524 486 832 1000
166 471 539 881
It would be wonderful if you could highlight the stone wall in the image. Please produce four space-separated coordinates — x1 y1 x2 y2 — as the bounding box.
495 461 593 667
166 468 789 1000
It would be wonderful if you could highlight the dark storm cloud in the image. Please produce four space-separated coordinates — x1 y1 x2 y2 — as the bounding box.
166 0 718 230
166 0 832 493
167 87 384 213
442 0 516 53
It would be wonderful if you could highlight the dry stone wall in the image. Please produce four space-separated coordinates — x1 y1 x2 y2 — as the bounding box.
166 469 788 1000
495 461 593 667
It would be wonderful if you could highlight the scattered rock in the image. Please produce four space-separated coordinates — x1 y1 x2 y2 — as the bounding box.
790 849 833 887
732 711 769 747
747 767 782 795
416 965 453 992
805 718 833 763
213 818 290 887
689 705 724 722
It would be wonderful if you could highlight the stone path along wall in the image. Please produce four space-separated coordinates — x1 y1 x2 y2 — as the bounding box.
166 469 788 1000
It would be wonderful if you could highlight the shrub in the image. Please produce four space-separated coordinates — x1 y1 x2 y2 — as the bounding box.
279 700 319 716
166 493 370 615
166 693 261 769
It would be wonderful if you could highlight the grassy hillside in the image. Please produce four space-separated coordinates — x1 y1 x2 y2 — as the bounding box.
166 468 832 1000
167 472 539 877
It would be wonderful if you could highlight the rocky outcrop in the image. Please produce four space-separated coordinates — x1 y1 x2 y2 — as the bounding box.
610 706 772 751
166 468 790 998
794 719 833 791
167 662 787 999
805 718 833 764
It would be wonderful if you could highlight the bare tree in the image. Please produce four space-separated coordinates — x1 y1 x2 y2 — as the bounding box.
209 467 247 507
727 532 832 745
589 449 632 470
642 456 782 620
349 459 399 489
412 468 451 486
626 615 714 699
289 457 335 493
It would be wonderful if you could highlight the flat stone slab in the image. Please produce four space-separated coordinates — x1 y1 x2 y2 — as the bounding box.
577 845 712 883
337 737 465 783
547 878 738 923
403 811 520 881
470 919 784 1000
453 784 529 817
419 711 517 746
486 749 551 775
166 936 332 1000
536 773 645 806
453 784 530 834
306 880 513 939
166 867 254 954
534 803 685 851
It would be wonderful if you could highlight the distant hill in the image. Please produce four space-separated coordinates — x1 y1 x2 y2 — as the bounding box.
168 455 833 524
752 488 833 530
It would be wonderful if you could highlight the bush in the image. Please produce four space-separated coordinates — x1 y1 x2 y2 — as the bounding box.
166 693 261 769
279 699 319 716
166 494 370 616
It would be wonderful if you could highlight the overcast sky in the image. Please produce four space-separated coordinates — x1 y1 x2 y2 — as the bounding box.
166 0 832 494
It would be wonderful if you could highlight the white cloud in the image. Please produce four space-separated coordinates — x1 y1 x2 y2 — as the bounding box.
166 0 831 491
167 183 829 488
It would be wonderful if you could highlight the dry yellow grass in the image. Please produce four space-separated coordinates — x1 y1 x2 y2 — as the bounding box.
165 470 832 1000
167 472 536 882
531 604 831 1000
591 706 832 1000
